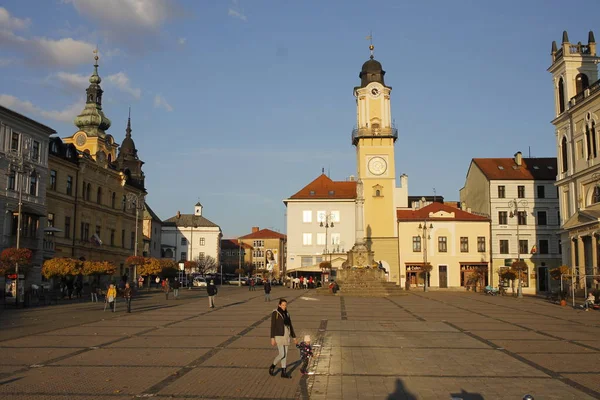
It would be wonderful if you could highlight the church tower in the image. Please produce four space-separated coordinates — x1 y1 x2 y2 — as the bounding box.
116 109 145 189
352 43 399 280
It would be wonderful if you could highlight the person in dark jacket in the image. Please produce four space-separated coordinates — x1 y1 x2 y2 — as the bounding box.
269 298 297 379
123 282 133 313
206 280 218 308
173 278 180 299
296 335 313 374
264 280 271 302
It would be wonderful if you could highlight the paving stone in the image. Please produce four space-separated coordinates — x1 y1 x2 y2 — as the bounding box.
50 347 211 366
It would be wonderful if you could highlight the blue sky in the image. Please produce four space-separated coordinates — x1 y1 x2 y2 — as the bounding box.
1 0 599 237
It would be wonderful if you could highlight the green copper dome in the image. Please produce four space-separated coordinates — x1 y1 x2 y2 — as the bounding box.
73 60 111 136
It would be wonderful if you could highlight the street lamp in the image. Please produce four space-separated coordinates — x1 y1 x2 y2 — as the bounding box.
509 199 528 298
320 213 334 285
5 144 36 308
126 192 145 279
418 221 433 292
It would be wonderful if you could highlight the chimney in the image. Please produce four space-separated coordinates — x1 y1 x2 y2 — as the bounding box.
176 211 181 219
348 175 355 181
252 227 259 233
467 207 472 213
400 173 408 188
514 151 522 166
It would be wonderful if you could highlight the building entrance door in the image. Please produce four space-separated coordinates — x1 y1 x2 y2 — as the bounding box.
439 265 448 288
538 266 548 292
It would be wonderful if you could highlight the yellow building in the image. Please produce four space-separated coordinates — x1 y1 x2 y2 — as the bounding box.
397 202 490 289
352 45 402 283
238 227 286 279
549 30 600 288
46 57 146 280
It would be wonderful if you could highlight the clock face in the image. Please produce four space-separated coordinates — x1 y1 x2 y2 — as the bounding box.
75 134 86 146
369 86 381 98
368 156 387 176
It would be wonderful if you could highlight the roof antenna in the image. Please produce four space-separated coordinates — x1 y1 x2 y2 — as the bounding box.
528 146 531 158
321 167 325 175
433 188 437 203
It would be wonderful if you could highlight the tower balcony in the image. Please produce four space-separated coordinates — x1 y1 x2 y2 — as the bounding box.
352 126 398 145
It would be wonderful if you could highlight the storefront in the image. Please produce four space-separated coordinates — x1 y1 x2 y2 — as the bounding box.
405 264 429 288
459 263 489 288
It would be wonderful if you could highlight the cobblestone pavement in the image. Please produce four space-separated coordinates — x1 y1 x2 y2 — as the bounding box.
0 288 599 399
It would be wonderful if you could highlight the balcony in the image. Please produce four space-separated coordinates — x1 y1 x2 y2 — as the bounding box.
569 78 600 108
352 126 398 145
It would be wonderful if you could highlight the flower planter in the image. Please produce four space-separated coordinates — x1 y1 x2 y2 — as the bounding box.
560 299 567 307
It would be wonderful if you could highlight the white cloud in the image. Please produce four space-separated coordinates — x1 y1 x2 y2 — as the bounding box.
0 94 81 123
51 71 141 99
0 7 31 31
66 0 174 29
153 94 173 112
228 0 247 21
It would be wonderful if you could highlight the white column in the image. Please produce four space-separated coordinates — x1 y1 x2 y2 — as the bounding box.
356 180 365 244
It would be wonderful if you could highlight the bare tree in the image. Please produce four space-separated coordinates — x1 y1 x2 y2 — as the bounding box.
196 255 218 275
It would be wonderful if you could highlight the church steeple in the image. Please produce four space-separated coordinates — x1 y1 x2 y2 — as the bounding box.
117 108 145 189
73 51 112 136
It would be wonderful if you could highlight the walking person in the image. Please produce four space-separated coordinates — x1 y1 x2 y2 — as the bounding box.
296 335 313 374
269 298 297 379
123 282 133 313
207 279 217 308
106 284 117 312
173 278 180 300
164 278 170 300
264 279 271 302
90 280 98 302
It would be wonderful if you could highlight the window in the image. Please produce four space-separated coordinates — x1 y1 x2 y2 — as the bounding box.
29 173 37 195
253 240 264 247
86 183 91 201
181 237 187 245
558 239 562 255
47 213 55 233
561 137 568 172
11 132 19 151
7 171 15 190
131 232 135 249
517 211 527 225
66 175 73 195
31 141 39 162
537 185 545 199
122 195 126 210
180 252 187 261
331 211 340 223
97 187 102 204
498 211 508 225
301 256 312 267
82 181 86 198
438 236 447 252
537 211 547 226
110 229 115 246
317 211 325 223
331 233 341 245
316 233 326 246
49 170 57 190
199 237 205 246
122 229 126 248
539 240 549 254
412 236 421 252
517 186 525 198
558 77 565 113
111 192 116 208
81 222 90 241
302 233 312 246
519 239 528 254
460 237 469 252
64 216 71 239
498 185 505 198
303 210 312 223
199 252 205 261
477 237 486 252
499 240 509 254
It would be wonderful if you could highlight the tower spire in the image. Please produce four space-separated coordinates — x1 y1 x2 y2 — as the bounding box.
366 32 374 59
126 107 132 138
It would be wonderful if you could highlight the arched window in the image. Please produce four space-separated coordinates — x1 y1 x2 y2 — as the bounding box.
29 171 38 195
376 189 381 197
122 195 127 211
82 181 86 198
576 73 589 94
97 187 102 204
112 192 116 208
593 186 600 204
561 137 568 172
586 125 592 159
108 154 112 163
86 183 91 201
593 121 597 159
558 78 565 113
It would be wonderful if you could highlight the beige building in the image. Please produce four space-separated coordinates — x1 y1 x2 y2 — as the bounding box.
460 154 561 294
549 30 600 288
47 58 146 280
143 203 162 258
238 227 286 279
397 202 490 289
220 238 252 272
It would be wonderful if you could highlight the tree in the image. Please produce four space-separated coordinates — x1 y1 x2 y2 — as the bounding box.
159 258 178 279
138 257 162 277
500 269 517 295
42 258 81 279
0 248 33 275
82 261 115 276
125 255 146 266
550 265 571 280
184 260 198 273
197 255 218 275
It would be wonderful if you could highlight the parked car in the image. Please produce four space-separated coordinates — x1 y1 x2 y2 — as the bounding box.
228 277 248 285
193 277 207 287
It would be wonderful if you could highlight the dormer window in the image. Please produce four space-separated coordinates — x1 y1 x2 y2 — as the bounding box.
328 190 335 196
309 190 315 196
497 166 504 170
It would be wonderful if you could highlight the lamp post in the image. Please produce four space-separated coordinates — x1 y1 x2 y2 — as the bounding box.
418 221 433 292
509 199 528 298
126 192 145 280
320 213 334 285
5 144 35 308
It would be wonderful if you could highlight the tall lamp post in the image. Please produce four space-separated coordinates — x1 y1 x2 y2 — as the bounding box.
418 221 433 292
5 145 35 308
509 199 528 298
320 213 334 285
126 192 145 280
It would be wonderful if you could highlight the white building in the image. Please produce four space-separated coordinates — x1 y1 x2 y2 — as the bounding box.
161 202 222 267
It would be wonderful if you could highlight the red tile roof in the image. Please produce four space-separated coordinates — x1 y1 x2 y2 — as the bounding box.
289 174 357 200
238 228 286 240
221 239 253 249
472 157 557 181
397 202 490 222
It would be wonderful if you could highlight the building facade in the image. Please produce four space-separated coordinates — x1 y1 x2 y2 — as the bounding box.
0 105 55 287
46 58 146 280
238 227 286 279
549 30 600 288
143 203 162 258
460 153 561 293
397 202 490 289
161 202 221 268
284 174 357 274
220 238 252 272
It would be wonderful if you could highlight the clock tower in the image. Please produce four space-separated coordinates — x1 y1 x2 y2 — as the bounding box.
352 44 399 280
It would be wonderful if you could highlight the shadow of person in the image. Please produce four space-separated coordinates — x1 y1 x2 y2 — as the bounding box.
387 378 417 400
450 389 485 400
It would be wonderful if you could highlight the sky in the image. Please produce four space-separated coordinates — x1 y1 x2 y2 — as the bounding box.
1 0 599 238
